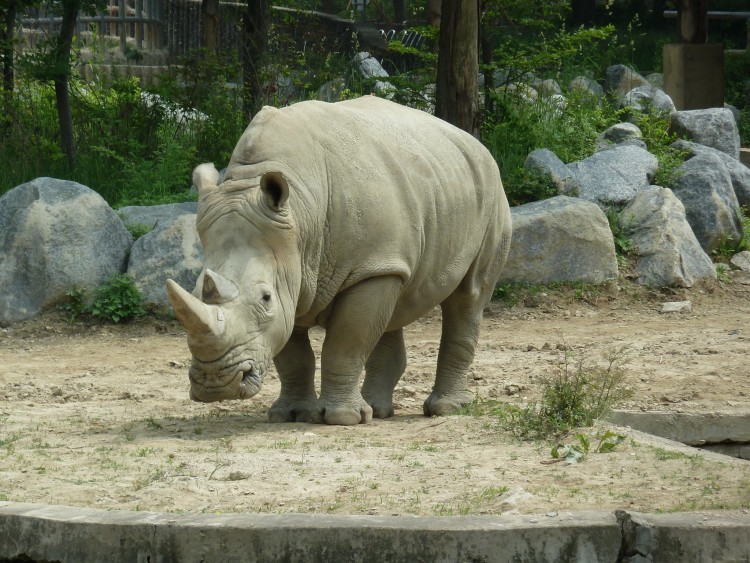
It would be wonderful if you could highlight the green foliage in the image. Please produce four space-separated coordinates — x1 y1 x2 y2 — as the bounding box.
483 89 618 205
548 430 625 464
90 274 145 323
715 263 731 284
501 345 633 440
62 285 88 324
125 222 153 240
606 206 636 257
631 111 687 188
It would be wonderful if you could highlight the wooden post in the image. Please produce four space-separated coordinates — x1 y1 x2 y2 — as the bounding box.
677 0 707 44
119 0 126 51
136 0 143 49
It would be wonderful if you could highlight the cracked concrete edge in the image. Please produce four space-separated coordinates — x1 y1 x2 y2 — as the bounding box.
1 502 749 563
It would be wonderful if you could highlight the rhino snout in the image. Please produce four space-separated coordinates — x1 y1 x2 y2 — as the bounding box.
188 358 264 402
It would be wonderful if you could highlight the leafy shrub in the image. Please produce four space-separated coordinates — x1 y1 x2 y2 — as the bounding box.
62 286 88 324
90 274 145 323
502 345 633 440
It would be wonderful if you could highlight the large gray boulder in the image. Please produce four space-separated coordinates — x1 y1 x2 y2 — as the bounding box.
127 214 203 309
499 196 618 285
621 85 676 114
604 65 649 97
672 139 750 209
0 178 132 326
619 186 716 287
669 153 743 254
524 148 580 196
567 144 658 207
118 202 198 232
670 108 740 160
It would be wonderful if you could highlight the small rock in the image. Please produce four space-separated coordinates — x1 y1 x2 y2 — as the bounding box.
505 384 522 396
730 251 750 272
729 270 750 285
660 301 692 313
402 385 417 397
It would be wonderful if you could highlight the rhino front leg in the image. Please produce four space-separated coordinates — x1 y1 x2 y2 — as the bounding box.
361 328 406 418
317 276 402 425
424 286 489 417
269 327 318 423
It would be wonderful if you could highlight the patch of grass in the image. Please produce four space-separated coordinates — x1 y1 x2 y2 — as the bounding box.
124 222 153 240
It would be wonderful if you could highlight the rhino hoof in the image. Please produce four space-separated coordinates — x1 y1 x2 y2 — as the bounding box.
322 405 373 425
370 402 395 419
423 391 472 417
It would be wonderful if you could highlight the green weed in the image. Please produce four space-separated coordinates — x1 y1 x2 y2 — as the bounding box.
90 274 145 323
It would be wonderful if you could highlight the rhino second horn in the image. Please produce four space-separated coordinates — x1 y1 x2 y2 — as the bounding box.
202 269 239 304
166 279 226 337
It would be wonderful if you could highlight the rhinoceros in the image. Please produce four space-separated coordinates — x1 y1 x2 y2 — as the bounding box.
166 96 511 425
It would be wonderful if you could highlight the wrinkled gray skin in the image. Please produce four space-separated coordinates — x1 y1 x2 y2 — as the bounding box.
167 96 512 425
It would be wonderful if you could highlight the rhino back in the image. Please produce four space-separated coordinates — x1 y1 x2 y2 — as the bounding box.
229 97 508 325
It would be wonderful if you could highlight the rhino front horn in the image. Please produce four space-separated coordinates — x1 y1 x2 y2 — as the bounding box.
166 279 226 337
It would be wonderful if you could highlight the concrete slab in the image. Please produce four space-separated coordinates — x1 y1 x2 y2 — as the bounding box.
2 502 750 562
607 410 750 446
618 510 750 562
0 502 620 563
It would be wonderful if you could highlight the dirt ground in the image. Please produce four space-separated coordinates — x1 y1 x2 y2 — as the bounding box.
1 278 749 517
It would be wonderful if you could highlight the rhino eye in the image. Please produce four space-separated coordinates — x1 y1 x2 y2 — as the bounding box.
262 292 272 303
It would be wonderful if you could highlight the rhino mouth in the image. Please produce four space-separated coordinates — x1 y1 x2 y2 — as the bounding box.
189 355 265 402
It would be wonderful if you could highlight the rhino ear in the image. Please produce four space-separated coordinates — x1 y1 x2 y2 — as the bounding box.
193 163 220 196
260 171 289 211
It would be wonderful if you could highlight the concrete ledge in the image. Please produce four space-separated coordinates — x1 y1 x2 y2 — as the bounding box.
618 510 750 562
1 502 749 563
607 410 750 446
0 502 620 563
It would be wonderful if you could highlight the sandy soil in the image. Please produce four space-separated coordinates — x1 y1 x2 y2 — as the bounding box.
1 279 749 517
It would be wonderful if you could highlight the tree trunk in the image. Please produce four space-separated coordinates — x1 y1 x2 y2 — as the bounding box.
55 0 80 169
428 0 441 28
1 0 17 93
242 0 270 121
435 0 480 139
202 0 220 53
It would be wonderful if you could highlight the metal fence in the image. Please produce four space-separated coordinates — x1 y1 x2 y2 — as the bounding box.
21 0 166 51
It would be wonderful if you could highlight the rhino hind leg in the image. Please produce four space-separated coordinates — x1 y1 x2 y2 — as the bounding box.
269 327 318 423
424 275 496 417
361 328 406 419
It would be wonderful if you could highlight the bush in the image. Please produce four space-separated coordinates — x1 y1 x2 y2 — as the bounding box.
502 345 633 440
90 274 145 323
